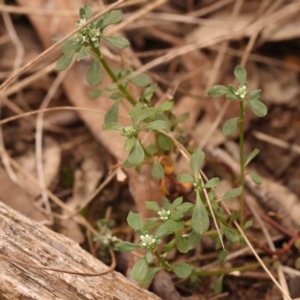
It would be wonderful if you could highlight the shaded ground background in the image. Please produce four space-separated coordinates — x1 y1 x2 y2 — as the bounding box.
0 0 300 299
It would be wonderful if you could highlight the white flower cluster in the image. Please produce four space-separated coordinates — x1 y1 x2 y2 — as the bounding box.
121 125 136 137
76 18 87 27
140 234 156 249
158 209 171 221
235 86 247 99
75 18 100 45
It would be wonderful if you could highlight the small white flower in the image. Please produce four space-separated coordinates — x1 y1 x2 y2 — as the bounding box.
140 235 145 240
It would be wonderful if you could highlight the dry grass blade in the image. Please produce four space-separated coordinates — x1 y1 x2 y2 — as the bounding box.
0 1 148 16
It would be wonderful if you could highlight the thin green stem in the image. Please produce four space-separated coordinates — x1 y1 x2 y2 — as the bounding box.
90 43 136 106
192 259 275 276
154 250 171 271
239 100 245 227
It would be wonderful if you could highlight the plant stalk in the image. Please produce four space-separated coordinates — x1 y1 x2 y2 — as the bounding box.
192 259 275 276
90 43 136 106
239 100 245 227
154 250 171 271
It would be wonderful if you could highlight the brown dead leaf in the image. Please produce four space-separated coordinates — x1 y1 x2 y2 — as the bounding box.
15 137 61 199
0 168 45 221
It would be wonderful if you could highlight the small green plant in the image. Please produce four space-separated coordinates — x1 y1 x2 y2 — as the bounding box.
55 4 268 294
207 66 267 226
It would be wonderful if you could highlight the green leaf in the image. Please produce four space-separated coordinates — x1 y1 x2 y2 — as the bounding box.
129 73 150 87
204 177 220 188
156 101 174 113
102 35 130 49
248 89 261 99
190 149 205 179
158 134 172 150
139 268 161 285
110 92 122 100
207 85 229 98
136 108 155 124
177 174 195 184
188 230 201 250
249 100 268 117
176 203 194 214
175 234 189 253
218 250 229 265
208 190 216 201
295 257 300 270
226 93 238 100
61 38 81 54
151 159 164 179
145 251 153 263
249 172 262 185
88 89 104 99
145 143 157 155
142 84 157 102
131 258 148 281
145 201 160 211
143 220 159 233
102 122 122 131
245 148 260 166
173 112 189 125
79 7 85 19
170 211 183 221
141 120 169 131
55 53 74 71
128 140 145 165
104 101 119 124
222 118 238 136
86 59 103 86
192 191 209 235
154 113 171 132
172 263 192 279
163 239 176 253
129 103 143 119
105 83 118 91
213 275 224 294
100 10 123 31
221 224 239 243
154 220 184 238
167 221 185 233
234 65 247 84
229 211 238 222
115 241 141 252
124 137 135 151
218 187 243 201
171 197 183 208
127 211 143 231
163 197 169 210
123 159 135 168
243 220 253 230
84 4 93 20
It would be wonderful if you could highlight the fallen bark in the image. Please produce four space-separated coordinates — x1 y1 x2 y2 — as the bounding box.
0 201 160 300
